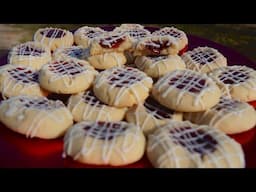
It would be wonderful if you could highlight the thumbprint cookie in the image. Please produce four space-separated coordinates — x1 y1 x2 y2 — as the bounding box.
133 35 179 56
8 41 51 70
74 26 105 48
135 54 186 78
0 64 48 99
152 69 221 112
209 65 256 102
184 97 256 134
147 120 245 168
67 90 127 122
0 95 73 139
63 121 145 166
181 47 227 73
34 27 74 51
39 59 98 94
93 67 153 107
152 27 188 53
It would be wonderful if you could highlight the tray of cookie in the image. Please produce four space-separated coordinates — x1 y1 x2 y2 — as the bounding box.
0 24 256 168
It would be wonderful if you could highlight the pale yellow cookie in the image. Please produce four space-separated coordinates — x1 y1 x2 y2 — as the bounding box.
181 47 227 73
67 90 127 122
118 24 145 30
135 55 186 78
63 121 146 166
8 41 51 70
53 46 89 63
0 95 73 139
125 96 182 135
184 97 256 134
39 59 98 94
74 26 105 48
87 52 127 70
90 31 133 56
152 69 221 112
93 66 153 107
34 27 74 51
152 27 188 51
147 120 245 168
0 64 48 99
133 35 179 56
209 65 256 102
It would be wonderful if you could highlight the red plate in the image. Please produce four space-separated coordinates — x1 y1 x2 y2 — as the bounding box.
0 27 255 168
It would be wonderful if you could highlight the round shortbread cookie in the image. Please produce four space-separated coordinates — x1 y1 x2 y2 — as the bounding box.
74 26 105 48
0 95 73 139
87 52 127 70
34 27 74 51
147 120 245 168
90 31 133 56
135 55 186 78
63 121 146 166
184 97 256 134
8 41 51 70
125 96 183 135
39 59 98 94
0 64 48 99
152 69 221 112
133 35 179 56
93 66 153 107
181 47 227 73
67 90 127 122
53 46 89 63
152 27 188 52
209 65 256 102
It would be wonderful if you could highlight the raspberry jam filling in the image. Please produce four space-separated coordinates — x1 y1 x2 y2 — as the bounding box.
108 68 141 88
170 127 217 156
144 97 174 119
83 90 105 107
19 98 64 110
214 98 240 111
17 45 44 56
145 40 171 54
169 75 206 93
41 29 66 38
99 36 125 49
49 61 84 75
219 70 249 84
83 122 127 140
191 51 217 64
8 67 38 83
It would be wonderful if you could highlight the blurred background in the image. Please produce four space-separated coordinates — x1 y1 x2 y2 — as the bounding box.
0 24 255 62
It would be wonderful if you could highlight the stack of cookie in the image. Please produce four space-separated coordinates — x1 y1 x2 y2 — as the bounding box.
0 24 255 168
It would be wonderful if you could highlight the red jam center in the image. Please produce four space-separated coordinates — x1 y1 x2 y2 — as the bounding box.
109 68 141 88
19 98 63 110
83 90 106 107
191 51 217 65
144 97 174 119
170 127 217 157
41 29 66 38
17 46 44 56
219 70 249 84
49 61 84 75
83 122 127 140
99 36 125 49
145 40 171 54
169 75 206 93
8 67 38 83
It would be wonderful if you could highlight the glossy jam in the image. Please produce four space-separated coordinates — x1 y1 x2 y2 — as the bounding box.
99 36 125 49
17 46 44 56
41 29 66 38
169 76 206 93
170 127 217 157
144 97 174 119
145 40 171 54
220 70 249 84
83 122 127 140
8 67 38 83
